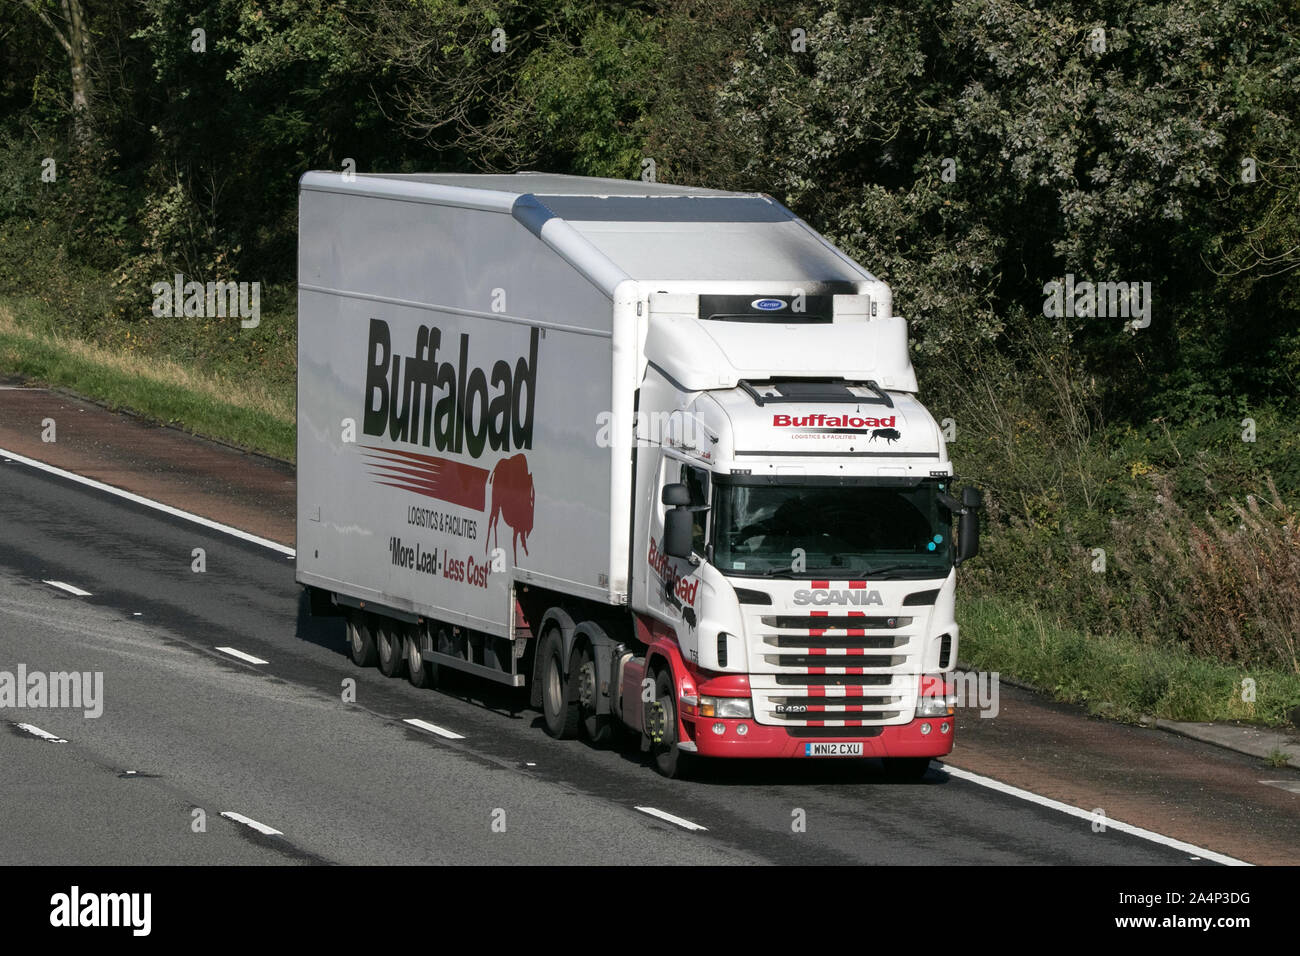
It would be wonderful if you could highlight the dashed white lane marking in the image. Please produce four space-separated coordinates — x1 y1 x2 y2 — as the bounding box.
220 811 283 836
0 446 295 557
403 718 465 740
1260 779 1300 794
16 723 68 743
43 580 92 597
215 646 269 665
939 764 1251 866
634 806 708 832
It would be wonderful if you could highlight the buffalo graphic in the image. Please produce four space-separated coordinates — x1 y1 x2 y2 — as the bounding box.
869 427 901 444
662 578 698 632
486 453 535 564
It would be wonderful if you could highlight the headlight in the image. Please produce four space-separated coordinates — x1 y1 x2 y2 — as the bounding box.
694 695 752 719
916 674 957 717
915 691 957 717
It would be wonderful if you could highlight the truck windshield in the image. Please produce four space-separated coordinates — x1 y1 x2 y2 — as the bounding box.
711 478 953 579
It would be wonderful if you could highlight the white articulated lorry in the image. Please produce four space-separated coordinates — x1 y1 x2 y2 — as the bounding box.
296 171 980 778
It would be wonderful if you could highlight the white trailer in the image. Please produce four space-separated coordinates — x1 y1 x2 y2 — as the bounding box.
297 171 980 778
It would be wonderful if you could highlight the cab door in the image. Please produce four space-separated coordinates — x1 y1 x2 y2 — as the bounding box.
645 452 710 634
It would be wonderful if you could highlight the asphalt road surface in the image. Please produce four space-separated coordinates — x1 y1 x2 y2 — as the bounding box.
0 452 1254 865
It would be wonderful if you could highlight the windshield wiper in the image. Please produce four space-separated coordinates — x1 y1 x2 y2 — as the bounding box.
734 563 942 579
855 564 942 579
747 567 803 578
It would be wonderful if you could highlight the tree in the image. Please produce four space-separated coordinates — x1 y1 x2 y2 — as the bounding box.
10 0 96 145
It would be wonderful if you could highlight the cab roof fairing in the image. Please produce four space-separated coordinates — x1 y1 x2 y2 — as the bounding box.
642 311 919 394
697 388 949 476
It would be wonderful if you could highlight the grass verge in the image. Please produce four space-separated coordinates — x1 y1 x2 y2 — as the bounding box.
0 298 294 460
958 595 1300 727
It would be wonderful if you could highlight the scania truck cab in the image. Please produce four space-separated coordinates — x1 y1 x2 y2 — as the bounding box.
620 289 978 777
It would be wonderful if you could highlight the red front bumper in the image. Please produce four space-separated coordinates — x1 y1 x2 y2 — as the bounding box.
682 715 955 759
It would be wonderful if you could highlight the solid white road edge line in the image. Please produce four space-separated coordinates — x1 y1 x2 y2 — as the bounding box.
215 646 269 665
220 811 284 836
16 723 68 743
1259 779 1300 794
42 580 92 597
403 718 466 740
939 763 1251 866
0 446 295 557
634 806 708 832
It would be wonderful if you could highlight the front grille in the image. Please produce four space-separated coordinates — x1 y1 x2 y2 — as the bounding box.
774 673 891 686
763 615 909 629
772 695 898 708
747 602 924 729
770 654 899 669
767 634 902 649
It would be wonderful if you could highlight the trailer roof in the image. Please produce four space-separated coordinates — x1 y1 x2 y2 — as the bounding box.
369 171 742 197
306 171 876 293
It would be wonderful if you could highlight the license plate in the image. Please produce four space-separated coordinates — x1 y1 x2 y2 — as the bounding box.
804 741 864 757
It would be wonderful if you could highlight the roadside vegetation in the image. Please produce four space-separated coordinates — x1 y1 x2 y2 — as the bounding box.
0 0 1296 724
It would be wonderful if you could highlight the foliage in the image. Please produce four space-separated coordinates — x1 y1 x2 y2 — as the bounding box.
0 0 1298 682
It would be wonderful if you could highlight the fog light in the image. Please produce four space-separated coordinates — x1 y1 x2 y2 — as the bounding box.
920 722 932 735
736 723 749 735
712 722 726 735
940 721 950 734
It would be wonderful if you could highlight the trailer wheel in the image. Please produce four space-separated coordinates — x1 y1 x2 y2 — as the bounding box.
347 613 377 668
648 667 693 779
376 620 407 678
881 757 932 782
540 627 580 739
573 643 613 747
406 630 437 689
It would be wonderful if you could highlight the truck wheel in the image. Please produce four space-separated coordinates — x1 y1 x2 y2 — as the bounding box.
347 613 377 668
647 667 693 779
406 630 437 689
882 757 932 782
540 628 580 739
573 643 613 747
376 620 407 678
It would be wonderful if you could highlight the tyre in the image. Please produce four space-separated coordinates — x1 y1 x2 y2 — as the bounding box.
881 757 932 782
347 613 377 668
406 629 437 689
539 627 580 739
646 666 692 779
572 642 613 746
376 620 407 678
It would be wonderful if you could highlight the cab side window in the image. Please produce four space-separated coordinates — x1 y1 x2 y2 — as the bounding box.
680 463 709 553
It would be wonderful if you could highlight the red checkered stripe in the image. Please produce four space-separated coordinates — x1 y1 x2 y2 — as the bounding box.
800 580 888 727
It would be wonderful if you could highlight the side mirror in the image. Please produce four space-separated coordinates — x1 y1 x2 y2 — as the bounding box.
956 486 981 565
662 483 690 507
663 508 694 559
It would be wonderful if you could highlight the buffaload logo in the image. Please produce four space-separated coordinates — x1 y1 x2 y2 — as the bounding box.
363 318 538 458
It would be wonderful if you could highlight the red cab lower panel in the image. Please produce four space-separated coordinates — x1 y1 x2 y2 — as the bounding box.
682 715 955 759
